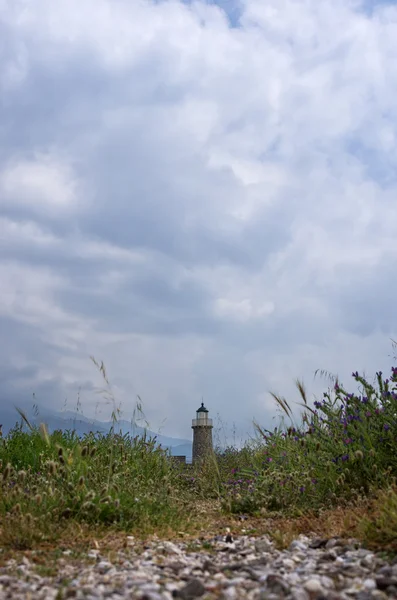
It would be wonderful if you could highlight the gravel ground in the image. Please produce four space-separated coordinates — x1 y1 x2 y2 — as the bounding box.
1 533 397 599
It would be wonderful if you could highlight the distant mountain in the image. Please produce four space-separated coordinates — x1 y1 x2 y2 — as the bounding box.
0 406 192 459
170 443 193 459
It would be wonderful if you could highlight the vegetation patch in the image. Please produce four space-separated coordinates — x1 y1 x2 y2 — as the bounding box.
1 355 397 557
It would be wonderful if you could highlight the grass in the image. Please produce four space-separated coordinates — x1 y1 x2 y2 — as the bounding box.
1 357 397 561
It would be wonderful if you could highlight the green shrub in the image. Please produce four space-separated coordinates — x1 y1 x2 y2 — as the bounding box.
0 425 187 547
219 365 397 515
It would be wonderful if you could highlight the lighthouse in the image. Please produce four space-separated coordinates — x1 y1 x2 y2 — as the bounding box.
192 402 213 463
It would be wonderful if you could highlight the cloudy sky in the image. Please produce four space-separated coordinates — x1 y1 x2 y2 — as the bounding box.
1 0 397 442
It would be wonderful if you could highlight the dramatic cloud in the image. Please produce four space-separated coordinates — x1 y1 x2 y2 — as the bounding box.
1 0 397 441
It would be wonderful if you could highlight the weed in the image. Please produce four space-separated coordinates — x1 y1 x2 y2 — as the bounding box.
1 358 397 553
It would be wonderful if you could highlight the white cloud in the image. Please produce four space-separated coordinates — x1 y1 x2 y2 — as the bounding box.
0 155 81 215
0 0 397 440
0 261 83 330
214 297 275 322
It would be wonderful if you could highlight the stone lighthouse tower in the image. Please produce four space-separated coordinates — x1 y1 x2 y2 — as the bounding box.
192 402 213 463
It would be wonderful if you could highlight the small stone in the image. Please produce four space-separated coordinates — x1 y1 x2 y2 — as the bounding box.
376 565 392 576
96 561 112 574
303 578 323 594
371 592 389 600
387 585 397 596
291 589 310 600
221 588 238 600
163 542 183 556
289 540 308 552
266 574 290 594
361 555 375 568
363 578 376 590
320 575 335 589
309 538 328 549
283 558 296 570
255 538 273 553
320 550 338 562
173 579 206 599
258 591 279 600
167 561 187 573
375 576 397 590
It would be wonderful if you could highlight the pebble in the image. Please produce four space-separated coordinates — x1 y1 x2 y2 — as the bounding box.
303 578 323 593
0 534 397 598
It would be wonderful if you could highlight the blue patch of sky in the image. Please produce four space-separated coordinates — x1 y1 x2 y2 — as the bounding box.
197 0 243 26
346 137 397 187
358 0 397 16
154 0 243 27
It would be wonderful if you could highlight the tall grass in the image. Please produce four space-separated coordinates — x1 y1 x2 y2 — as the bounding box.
220 366 397 518
1 359 397 551
0 358 189 549
0 420 190 549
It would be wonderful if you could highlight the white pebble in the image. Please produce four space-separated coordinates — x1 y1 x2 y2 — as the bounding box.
283 559 296 570
364 578 377 590
303 578 323 593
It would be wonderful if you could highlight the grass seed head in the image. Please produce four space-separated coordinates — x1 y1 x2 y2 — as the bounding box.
39 422 51 446
48 461 57 475
12 484 21 496
2 463 11 480
18 470 27 482
100 495 112 504
12 503 21 514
